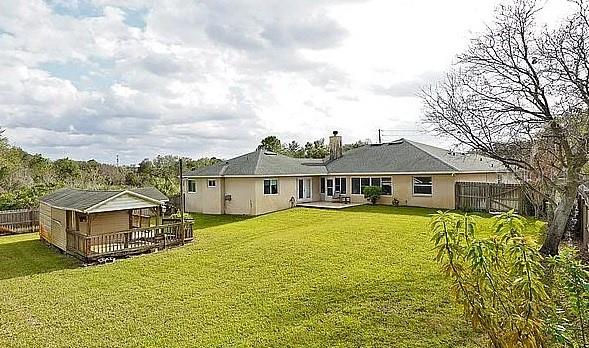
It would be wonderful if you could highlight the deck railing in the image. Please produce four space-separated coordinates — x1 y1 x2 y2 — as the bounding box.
66 222 193 261
0 208 39 235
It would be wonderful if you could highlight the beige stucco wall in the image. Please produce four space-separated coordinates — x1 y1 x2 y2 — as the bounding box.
184 178 203 213
184 178 224 214
184 172 510 215
254 177 298 215
311 177 321 201
345 173 504 209
455 173 499 183
185 176 322 215
225 178 256 215
388 174 455 209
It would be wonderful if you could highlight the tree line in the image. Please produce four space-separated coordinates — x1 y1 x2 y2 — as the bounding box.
0 130 220 210
257 135 368 158
0 131 367 210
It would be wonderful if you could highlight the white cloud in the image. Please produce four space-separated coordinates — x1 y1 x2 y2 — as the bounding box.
0 0 573 163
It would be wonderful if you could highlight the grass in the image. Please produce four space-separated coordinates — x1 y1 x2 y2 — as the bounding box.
0 206 543 347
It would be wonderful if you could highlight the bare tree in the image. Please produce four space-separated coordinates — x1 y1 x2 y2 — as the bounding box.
422 0 589 255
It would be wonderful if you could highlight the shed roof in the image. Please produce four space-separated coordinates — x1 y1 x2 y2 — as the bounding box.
40 187 168 213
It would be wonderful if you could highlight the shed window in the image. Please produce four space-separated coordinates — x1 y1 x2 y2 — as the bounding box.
208 179 216 188
413 176 433 195
188 179 197 193
264 179 278 195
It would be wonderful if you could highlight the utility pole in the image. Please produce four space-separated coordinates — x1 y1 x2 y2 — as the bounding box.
179 158 185 243
116 154 119 167
378 129 382 144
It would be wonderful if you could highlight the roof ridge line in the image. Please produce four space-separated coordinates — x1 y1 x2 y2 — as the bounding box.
253 148 264 173
403 139 459 171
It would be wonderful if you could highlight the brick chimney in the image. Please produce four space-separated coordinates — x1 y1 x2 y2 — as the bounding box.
329 131 343 160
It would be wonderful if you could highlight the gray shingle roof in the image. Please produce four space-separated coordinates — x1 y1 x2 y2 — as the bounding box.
184 139 507 177
184 150 327 177
40 187 168 212
326 139 506 174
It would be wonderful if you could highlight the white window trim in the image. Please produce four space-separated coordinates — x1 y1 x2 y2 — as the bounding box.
350 177 393 196
187 179 197 193
263 178 279 195
351 177 362 195
334 177 347 195
297 177 313 200
381 177 393 196
412 176 433 196
207 179 217 188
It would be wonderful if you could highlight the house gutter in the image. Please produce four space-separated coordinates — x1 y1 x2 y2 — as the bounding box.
183 170 509 179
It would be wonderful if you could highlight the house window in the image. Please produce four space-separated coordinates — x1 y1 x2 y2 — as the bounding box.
188 179 197 193
264 179 278 195
352 178 361 194
413 176 433 195
370 178 381 187
334 177 347 194
321 178 325 194
360 178 370 194
208 179 216 188
327 179 333 196
381 177 392 195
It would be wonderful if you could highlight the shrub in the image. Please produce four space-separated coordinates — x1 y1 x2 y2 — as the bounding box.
362 186 382 205
431 210 589 347
170 212 193 221
431 210 550 347
546 249 589 347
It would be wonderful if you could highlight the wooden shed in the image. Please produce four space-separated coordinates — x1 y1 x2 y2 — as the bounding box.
39 187 193 262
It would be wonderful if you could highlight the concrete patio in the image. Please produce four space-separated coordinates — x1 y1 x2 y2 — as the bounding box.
296 201 365 210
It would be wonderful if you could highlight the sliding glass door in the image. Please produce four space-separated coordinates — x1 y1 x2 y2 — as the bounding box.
297 178 312 202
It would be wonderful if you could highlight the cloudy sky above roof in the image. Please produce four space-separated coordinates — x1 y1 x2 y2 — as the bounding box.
0 0 570 164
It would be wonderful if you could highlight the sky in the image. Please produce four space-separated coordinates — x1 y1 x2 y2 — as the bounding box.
0 0 572 164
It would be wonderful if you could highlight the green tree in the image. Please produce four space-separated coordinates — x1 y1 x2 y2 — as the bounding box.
303 139 329 158
422 0 589 255
53 158 81 184
258 136 283 153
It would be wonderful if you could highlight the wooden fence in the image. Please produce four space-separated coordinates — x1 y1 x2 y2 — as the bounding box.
455 182 524 213
0 208 39 235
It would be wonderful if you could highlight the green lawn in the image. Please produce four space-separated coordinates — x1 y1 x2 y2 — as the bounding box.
0 206 542 347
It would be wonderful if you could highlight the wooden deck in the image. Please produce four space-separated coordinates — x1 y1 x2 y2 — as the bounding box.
66 221 194 262
297 201 365 210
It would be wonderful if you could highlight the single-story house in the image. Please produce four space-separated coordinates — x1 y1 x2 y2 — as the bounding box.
40 187 193 261
183 132 514 215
